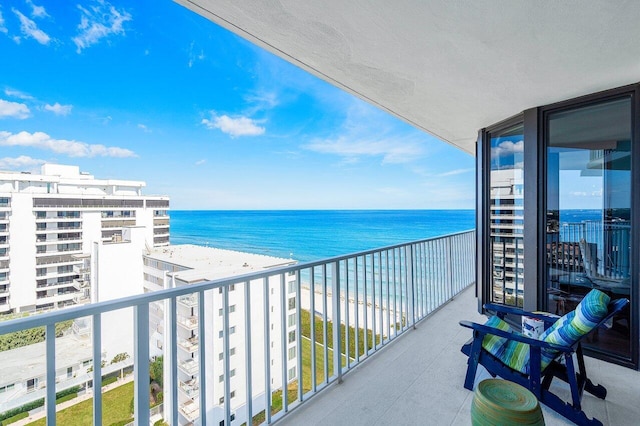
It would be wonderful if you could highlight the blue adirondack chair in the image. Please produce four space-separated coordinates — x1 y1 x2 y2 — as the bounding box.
460 289 629 426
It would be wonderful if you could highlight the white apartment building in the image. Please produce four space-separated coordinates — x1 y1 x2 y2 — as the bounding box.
0 164 170 316
143 245 298 426
490 168 525 305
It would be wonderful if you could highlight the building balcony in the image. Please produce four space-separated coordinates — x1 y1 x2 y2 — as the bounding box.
36 290 79 305
179 400 199 422
177 294 198 308
35 255 82 267
0 300 10 313
101 220 136 228
179 358 199 376
2 230 638 425
35 217 82 223
178 337 199 353
178 378 199 398
277 286 640 426
177 315 198 330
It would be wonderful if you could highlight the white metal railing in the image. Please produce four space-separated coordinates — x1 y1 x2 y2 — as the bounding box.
0 230 475 425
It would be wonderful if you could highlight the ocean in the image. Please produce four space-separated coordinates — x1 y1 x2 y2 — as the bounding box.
169 210 475 262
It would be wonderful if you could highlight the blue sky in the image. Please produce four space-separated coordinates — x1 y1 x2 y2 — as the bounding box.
0 0 474 210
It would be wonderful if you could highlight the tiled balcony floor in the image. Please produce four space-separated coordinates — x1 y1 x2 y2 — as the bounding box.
278 286 640 425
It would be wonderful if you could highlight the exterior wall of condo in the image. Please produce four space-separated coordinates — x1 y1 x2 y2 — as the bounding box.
0 164 169 316
143 246 298 426
490 168 524 306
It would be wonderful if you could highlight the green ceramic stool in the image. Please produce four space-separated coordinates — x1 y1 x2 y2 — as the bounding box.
471 379 545 425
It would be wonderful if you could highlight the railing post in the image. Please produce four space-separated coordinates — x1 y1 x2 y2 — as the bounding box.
168 296 178 426
244 281 254 422
134 303 150 426
405 244 416 329
446 236 453 299
331 261 342 383
92 314 102 426
45 323 56 426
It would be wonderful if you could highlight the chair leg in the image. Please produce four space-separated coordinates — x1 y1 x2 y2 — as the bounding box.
565 352 582 410
540 389 604 426
576 344 607 399
464 332 483 391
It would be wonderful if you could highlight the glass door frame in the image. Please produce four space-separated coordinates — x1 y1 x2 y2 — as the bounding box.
540 84 639 368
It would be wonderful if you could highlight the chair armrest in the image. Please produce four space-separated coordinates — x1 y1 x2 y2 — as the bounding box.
459 320 572 353
483 303 559 326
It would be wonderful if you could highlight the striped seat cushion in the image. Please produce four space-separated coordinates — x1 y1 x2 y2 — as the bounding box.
480 289 611 375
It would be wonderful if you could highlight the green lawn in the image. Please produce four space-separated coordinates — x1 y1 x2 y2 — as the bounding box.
27 382 134 426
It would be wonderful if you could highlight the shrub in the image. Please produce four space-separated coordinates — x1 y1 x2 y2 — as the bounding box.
55 393 77 404
110 352 130 364
102 375 118 387
0 320 73 352
0 411 28 425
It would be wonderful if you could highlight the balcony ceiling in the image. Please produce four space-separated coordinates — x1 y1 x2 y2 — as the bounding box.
177 0 640 155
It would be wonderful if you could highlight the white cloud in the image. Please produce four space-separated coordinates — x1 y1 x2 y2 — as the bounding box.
187 41 204 68
438 168 474 177
0 8 8 34
26 0 48 19
202 113 265 137
137 123 151 133
0 155 45 170
13 9 50 45
4 88 34 100
491 140 523 158
73 0 132 53
195 159 206 166
44 102 72 116
305 136 423 164
0 99 30 119
0 131 136 158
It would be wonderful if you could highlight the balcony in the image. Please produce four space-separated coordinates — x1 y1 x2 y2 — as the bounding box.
178 378 199 398
177 315 198 330
178 336 199 353
2 230 638 425
179 358 199 376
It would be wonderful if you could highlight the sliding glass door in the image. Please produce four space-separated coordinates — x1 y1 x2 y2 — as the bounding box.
545 96 632 360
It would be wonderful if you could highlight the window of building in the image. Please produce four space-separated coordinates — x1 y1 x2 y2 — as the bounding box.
288 297 295 310
288 366 296 381
288 280 296 293
0 384 14 393
288 313 296 327
288 347 296 360
487 121 525 307
288 330 295 343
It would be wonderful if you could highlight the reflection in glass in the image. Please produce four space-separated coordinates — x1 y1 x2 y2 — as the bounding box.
546 97 632 359
489 123 524 307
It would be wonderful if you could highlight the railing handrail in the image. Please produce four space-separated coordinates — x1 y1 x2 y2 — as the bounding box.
0 229 474 335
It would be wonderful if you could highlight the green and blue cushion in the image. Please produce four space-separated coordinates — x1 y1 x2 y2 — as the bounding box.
481 289 611 375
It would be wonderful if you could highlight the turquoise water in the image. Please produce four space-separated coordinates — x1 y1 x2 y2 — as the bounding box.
170 210 475 262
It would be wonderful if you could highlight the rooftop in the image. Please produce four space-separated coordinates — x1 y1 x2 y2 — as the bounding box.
147 244 296 283
278 286 640 426
1 333 92 388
